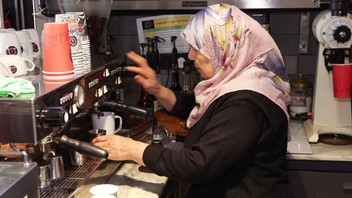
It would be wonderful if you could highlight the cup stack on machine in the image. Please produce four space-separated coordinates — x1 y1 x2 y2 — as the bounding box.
42 22 75 87
55 12 92 76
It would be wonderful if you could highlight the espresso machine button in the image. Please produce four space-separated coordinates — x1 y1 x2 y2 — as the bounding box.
37 107 69 128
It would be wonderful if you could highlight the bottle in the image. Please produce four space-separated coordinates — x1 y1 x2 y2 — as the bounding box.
146 37 153 69
137 90 154 112
152 37 164 111
116 63 125 103
140 43 147 57
169 36 182 92
138 42 159 112
116 84 124 103
289 74 313 118
182 61 192 94
152 36 163 73
137 43 153 112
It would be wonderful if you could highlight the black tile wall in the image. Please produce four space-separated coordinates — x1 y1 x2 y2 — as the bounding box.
272 35 301 55
106 9 328 105
270 12 301 34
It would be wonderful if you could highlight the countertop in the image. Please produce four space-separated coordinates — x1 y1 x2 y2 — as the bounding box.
75 116 352 197
287 140 352 162
74 160 168 197
108 162 168 197
84 119 352 197
287 120 352 162
4 115 351 197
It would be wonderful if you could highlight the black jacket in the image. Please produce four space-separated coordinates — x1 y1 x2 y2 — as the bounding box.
143 90 293 198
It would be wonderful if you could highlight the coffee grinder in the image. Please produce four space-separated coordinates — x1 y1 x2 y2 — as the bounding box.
304 0 352 143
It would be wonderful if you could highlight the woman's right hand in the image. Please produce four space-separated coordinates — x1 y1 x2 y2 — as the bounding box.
92 134 147 166
125 51 162 95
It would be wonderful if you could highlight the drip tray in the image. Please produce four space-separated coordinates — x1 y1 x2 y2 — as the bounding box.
40 157 102 198
319 133 352 145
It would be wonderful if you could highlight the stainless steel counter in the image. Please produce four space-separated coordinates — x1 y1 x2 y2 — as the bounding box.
71 125 170 197
72 160 123 197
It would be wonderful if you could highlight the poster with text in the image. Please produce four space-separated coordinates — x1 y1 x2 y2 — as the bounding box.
136 15 193 54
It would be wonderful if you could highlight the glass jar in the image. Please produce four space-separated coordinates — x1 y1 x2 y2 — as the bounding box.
289 74 313 117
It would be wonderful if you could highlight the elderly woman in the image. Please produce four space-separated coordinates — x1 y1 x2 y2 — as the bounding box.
93 3 293 197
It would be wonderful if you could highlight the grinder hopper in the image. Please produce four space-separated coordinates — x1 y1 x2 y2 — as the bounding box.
57 0 113 52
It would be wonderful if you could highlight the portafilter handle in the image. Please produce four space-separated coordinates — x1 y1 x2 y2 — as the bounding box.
99 101 150 117
53 135 108 160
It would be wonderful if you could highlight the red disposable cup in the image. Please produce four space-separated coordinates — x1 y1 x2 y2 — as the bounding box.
43 22 74 74
44 78 74 92
332 63 352 98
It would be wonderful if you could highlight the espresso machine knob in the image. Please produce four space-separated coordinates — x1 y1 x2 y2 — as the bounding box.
37 107 69 128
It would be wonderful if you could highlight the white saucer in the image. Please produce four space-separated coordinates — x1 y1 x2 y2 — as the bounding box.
90 184 118 196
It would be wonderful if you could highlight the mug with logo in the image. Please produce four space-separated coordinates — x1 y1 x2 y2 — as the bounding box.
0 55 35 77
15 31 34 61
91 111 123 135
0 32 21 56
0 62 14 78
22 29 41 59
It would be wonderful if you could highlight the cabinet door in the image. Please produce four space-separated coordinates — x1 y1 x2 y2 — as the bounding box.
288 171 315 198
315 172 352 198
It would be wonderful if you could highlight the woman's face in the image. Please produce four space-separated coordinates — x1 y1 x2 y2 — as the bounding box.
188 47 214 79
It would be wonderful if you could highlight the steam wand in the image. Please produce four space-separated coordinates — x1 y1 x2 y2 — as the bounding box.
98 100 150 118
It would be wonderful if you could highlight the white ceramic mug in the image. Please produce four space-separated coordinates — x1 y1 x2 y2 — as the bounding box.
4 28 15 33
0 62 14 78
22 29 41 59
15 31 34 60
91 111 123 135
0 32 21 56
0 55 35 77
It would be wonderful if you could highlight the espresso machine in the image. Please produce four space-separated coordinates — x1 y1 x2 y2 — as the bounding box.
0 0 155 196
304 0 352 143
0 55 129 197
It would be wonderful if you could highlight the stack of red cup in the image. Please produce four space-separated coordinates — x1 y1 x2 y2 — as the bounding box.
42 22 74 81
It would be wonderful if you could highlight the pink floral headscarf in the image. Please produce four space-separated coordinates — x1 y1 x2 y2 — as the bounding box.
181 4 291 128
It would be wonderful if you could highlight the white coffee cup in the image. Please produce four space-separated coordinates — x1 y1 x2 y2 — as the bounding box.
0 55 35 77
22 29 41 59
0 62 14 78
15 31 34 60
0 32 21 56
91 111 123 135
